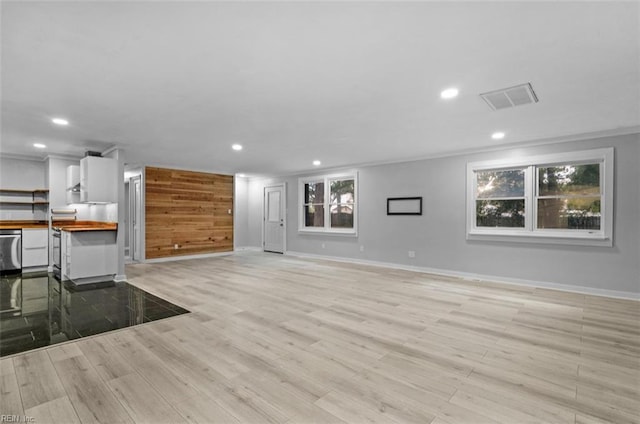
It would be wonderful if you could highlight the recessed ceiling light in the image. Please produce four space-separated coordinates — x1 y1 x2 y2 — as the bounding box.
312 160 321 166
440 88 459 99
232 144 243 151
491 131 506 140
33 143 47 149
51 117 69 126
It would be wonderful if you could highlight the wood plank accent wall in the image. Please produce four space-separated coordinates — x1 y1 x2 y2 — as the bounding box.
145 167 234 259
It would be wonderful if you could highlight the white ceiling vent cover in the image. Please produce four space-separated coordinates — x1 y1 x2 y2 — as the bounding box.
480 83 538 111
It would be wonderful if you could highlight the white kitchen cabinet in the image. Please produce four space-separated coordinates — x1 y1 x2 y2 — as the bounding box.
80 156 117 203
21 228 48 268
66 165 80 205
63 230 117 283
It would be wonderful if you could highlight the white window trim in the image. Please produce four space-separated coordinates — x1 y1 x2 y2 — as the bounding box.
298 171 358 236
466 148 614 247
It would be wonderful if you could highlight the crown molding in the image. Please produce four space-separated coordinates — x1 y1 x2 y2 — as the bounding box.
0 153 47 162
45 153 84 161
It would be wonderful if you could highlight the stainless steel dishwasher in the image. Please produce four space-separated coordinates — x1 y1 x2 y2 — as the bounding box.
0 229 21 273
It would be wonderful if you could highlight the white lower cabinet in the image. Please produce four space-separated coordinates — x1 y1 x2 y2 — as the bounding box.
21 228 48 268
62 230 117 283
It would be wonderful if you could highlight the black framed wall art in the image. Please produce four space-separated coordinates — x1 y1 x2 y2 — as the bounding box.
387 197 422 215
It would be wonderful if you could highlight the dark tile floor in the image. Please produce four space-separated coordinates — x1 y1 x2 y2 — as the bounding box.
0 272 189 357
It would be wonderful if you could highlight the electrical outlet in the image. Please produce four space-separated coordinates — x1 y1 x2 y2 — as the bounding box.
321 243 326 249
360 245 365 252
174 244 179 250
408 250 416 258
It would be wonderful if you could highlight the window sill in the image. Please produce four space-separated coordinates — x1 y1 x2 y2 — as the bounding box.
298 228 358 237
467 229 612 247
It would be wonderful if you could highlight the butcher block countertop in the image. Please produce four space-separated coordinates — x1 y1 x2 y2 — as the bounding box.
0 220 48 229
53 220 117 232
0 220 117 231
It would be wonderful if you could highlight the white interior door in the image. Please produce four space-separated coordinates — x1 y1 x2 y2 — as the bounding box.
124 180 130 259
263 184 285 253
132 176 142 261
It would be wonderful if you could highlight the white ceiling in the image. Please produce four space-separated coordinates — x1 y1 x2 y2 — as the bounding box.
1 1 639 176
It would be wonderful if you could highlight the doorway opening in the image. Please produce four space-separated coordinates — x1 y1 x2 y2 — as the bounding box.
124 171 143 263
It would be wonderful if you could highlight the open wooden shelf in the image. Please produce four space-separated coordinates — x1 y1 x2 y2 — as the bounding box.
0 189 49 194
0 188 50 213
0 201 49 205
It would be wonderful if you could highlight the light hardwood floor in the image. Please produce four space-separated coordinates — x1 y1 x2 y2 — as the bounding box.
1 252 639 423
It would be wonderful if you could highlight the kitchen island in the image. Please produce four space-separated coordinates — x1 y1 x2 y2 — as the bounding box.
55 221 118 285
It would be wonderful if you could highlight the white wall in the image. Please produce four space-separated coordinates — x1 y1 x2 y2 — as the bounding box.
0 157 46 189
245 133 640 296
233 176 250 248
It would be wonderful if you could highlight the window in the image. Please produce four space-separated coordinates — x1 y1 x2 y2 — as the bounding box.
303 181 325 228
536 163 601 230
467 148 613 246
476 169 526 228
299 173 357 234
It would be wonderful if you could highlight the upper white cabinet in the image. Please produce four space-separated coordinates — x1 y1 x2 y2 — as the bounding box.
66 165 80 205
80 156 117 203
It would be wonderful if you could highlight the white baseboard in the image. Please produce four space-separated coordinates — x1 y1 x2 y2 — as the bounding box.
114 274 127 282
69 274 117 285
144 251 234 263
285 251 639 300
22 266 49 274
234 246 263 252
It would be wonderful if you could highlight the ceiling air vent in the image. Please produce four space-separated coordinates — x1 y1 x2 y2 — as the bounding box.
480 82 538 111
